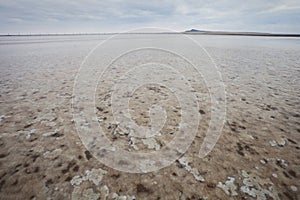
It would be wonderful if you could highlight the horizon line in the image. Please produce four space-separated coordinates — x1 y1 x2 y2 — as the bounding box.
1 30 300 37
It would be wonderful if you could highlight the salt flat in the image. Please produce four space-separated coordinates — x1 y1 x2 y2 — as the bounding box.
0 34 299 199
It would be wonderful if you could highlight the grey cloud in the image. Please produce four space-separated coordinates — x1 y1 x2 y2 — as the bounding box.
0 0 299 34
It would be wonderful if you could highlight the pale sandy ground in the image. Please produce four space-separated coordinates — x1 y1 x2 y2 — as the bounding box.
0 35 299 200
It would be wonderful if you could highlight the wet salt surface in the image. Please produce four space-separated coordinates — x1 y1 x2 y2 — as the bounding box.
0 35 299 199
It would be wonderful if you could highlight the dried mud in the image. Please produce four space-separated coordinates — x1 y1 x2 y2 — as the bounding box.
0 35 299 199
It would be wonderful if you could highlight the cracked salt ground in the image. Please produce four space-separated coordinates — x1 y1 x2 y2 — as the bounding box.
240 170 280 200
216 171 281 200
141 138 161 151
70 168 135 200
177 157 205 182
269 137 287 147
95 81 185 153
217 177 238 196
128 137 139 150
0 115 7 122
1 35 299 199
70 168 108 186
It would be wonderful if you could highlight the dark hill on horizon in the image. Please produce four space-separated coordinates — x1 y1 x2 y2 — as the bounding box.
184 29 300 37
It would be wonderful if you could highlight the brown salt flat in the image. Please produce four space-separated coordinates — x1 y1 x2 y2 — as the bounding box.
0 35 299 199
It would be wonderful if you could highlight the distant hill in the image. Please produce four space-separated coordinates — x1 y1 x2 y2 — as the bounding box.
185 29 206 33
184 29 300 37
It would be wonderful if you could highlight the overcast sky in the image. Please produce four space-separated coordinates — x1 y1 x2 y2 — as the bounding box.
0 0 299 34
